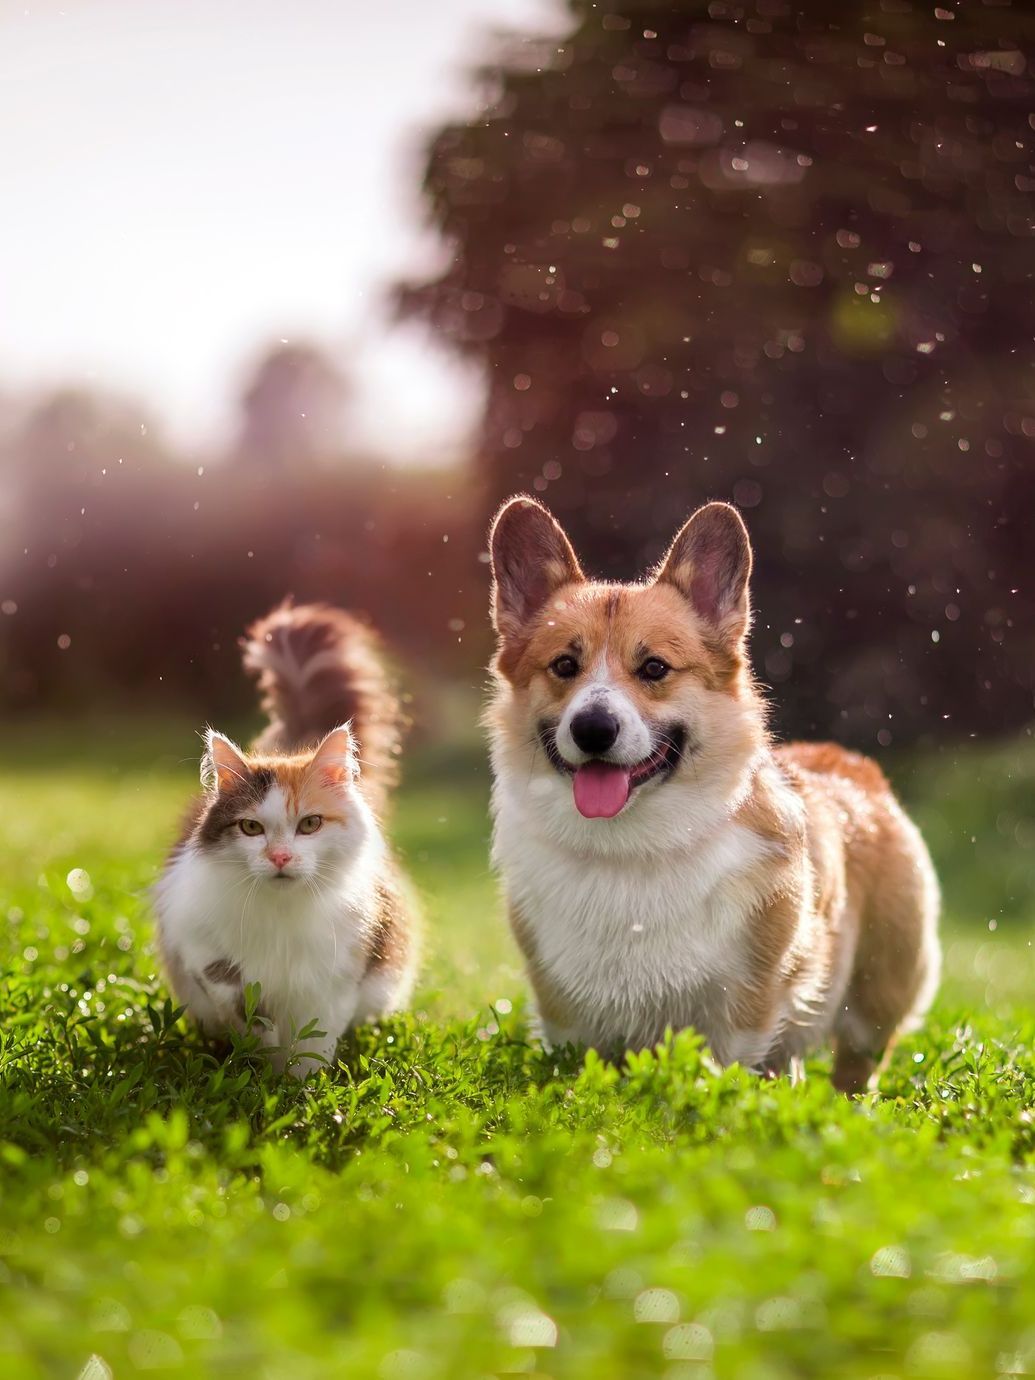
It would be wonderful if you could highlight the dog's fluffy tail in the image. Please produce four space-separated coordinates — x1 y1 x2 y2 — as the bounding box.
242 602 402 812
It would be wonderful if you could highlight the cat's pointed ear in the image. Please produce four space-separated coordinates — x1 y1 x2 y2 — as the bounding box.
655 503 752 649
310 725 356 788
489 495 584 642
202 730 249 793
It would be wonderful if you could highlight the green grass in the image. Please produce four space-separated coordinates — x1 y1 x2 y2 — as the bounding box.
1 715 1034 1379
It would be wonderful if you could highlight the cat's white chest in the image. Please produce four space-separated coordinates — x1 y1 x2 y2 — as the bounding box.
494 797 777 1053
155 851 368 1017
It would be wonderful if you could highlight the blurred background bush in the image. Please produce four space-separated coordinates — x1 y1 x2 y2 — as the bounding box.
1 0 1032 749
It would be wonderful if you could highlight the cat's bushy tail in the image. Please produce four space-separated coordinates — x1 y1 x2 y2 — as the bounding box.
242 602 402 813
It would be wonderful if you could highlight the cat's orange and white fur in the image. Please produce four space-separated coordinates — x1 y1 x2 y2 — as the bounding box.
487 496 940 1091
155 603 418 1076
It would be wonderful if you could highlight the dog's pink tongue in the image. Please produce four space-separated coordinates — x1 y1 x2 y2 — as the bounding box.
573 762 631 819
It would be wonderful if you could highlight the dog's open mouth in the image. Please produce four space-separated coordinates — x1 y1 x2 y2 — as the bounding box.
539 724 686 820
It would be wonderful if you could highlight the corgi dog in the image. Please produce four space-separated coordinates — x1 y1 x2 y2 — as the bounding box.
487 496 940 1092
155 603 418 1076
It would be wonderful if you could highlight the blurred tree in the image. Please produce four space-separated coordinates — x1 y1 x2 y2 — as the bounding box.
235 342 352 473
0 371 479 716
17 388 165 487
0 387 171 707
402 0 1035 744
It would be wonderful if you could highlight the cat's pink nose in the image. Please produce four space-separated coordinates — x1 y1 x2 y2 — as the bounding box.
268 847 293 870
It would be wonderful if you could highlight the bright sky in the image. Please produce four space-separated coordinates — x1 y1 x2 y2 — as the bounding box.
0 0 560 462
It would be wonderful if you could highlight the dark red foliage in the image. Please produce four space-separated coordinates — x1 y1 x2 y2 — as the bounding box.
401 0 1035 745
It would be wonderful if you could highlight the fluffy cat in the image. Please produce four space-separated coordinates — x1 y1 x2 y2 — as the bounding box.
154 602 419 1076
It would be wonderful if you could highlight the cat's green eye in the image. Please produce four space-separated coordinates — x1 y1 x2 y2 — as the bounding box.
297 814 323 835
238 818 264 836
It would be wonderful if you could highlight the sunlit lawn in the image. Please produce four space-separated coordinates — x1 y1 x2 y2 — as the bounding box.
0 714 1033 1378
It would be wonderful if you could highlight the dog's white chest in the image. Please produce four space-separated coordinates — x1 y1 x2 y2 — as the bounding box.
494 802 775 1053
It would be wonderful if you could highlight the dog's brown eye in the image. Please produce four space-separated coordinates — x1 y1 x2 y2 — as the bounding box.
549 655 579 680
639 657 670 683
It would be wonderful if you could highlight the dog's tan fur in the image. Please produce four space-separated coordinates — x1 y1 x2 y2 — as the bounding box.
487 496 940 1092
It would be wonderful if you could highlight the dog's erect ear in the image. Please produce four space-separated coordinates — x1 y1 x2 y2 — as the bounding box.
655 502 752 646
489 496 585 640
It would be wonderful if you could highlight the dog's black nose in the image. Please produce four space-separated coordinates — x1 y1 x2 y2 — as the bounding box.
570 706 620 755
